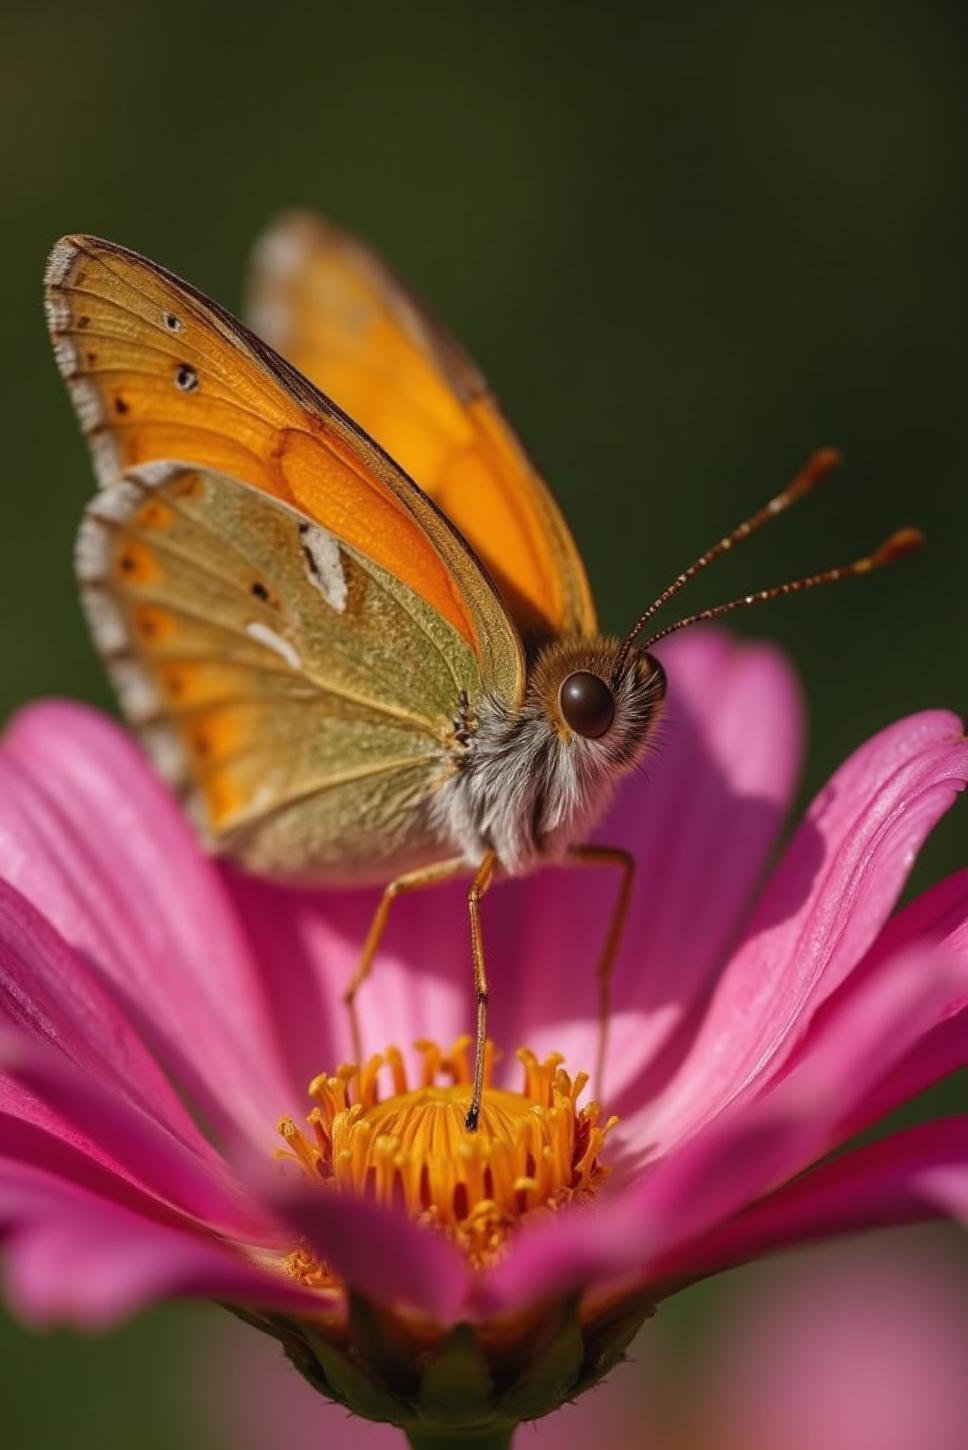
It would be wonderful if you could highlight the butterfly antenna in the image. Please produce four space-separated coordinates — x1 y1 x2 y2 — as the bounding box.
612 449 920 675
635 528 923 652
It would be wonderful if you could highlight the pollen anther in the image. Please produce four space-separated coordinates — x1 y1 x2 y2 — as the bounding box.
277 1037 616 1278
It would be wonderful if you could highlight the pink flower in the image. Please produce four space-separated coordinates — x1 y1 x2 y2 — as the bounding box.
195 1231 968 1450
1 627 967 1443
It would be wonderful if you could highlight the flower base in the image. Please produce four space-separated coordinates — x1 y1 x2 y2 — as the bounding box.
254 1287 654 1440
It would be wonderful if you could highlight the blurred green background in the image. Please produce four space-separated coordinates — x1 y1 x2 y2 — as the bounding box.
0 1 965 1444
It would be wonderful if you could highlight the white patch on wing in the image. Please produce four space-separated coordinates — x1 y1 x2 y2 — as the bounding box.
44 293 71 332
245 620 301 669
142 720 187 786
107 658 160 723
88 429 123 486
45 239 79 287
127 460 185 491
299 523 347 612
81 590 127 652
76 476 162 583
68 377 104 430
74 517 111 582
52 336 78 377
88 478 145 522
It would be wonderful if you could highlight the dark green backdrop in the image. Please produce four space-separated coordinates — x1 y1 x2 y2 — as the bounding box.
1 3 965 1445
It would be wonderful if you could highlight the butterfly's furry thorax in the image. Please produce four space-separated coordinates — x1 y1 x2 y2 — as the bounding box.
434 639 666 874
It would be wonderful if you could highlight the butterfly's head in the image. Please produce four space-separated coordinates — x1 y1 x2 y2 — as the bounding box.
533 636 666 766
500 635 665 863
440 637 665 876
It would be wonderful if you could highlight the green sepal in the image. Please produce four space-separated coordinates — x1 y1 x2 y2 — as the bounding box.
496 1297 583 1421
302 1326 406 1423
572 1291 654 1395
281 1334 332 1400
419 1321 494 1425
349 1291 422 1398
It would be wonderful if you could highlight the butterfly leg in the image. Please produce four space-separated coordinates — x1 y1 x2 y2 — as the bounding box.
344 856 467 1069
567 845 636 1100
465 852 498 1132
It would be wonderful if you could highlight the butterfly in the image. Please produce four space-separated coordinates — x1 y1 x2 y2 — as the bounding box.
44 213 920 1127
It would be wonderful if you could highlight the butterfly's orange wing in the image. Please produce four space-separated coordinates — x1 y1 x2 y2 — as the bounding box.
45 234 524 703
246 212 597 644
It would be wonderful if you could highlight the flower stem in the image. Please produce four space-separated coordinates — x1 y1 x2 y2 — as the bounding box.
404 1425 515 1450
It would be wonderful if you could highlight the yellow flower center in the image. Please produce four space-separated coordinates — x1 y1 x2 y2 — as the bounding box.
277 1037 617 1281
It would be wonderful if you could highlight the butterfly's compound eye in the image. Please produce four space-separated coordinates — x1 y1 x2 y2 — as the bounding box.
559 672 615 738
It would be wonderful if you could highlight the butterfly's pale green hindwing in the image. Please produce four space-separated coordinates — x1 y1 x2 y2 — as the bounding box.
76 461 487 883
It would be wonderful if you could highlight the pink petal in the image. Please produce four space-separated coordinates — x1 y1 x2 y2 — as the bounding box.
0 702 298 1143
628 941 968 1243
0 1109 199 1228
796 870 968 1136
0 876 212 1150
224 867 470 1102
0 880 237 1215
0 1056 201 1223
0 1073 228 1239
0 1164 323 1328
270 1175 469 1320
0 1030 262 1238
861 867 968 969
0 1154 170 1224
652 1117 968 1289
641 709 968 1148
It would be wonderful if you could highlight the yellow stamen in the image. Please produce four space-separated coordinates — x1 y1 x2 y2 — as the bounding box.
276 1037 616 1282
